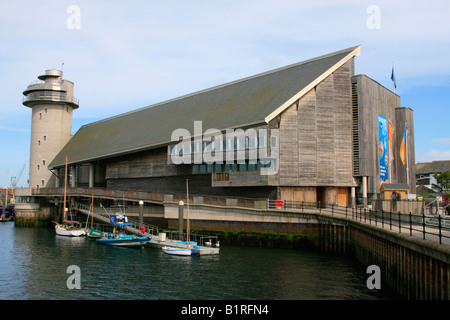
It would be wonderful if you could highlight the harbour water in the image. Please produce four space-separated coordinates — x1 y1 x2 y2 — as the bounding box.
0 222 399 300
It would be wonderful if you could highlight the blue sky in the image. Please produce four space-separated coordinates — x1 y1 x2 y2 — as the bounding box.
1 0 449 187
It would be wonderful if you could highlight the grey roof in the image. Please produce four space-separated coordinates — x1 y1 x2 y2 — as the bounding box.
381 183 411 190
49 46 361 169
416 161 450 175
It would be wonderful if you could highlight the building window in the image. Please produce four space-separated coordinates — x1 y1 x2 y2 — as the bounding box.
38 140 40 146
45 108 47 113
41 180 45 186
39 113 42 120
43 135 47 141
37 165 40 170
42 160 46 165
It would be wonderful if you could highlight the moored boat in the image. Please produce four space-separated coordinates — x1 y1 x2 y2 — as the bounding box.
162 246 193 256
54 220 86 237
87 229 104 239
97 233 150 247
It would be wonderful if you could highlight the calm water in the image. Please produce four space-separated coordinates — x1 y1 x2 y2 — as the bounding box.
0 222 399 300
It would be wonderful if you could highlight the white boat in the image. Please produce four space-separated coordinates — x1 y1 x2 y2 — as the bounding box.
162 179 193 257
54 156 85 237
162 246 192 256
54 220 86 237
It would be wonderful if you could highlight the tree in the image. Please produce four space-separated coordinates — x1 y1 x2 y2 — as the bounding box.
435 171 450 215
434 171 450 192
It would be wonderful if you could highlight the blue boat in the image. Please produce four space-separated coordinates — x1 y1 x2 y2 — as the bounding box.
97 233 150 247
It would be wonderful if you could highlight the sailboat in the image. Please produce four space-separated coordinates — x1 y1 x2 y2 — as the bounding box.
86 192 103 239
162 179 193 256
53 156 85 237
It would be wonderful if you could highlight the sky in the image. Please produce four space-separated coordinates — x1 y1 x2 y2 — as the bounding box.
1 0 449 187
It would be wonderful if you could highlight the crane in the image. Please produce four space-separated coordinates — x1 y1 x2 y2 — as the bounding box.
10 161 27 189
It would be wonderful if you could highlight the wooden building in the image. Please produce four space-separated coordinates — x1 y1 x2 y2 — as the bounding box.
46 45 415 207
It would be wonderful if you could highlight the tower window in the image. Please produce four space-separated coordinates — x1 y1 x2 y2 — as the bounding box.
39 113 42 119
45 108 47 113
37 165 40 170
38 140 40 146
42 160 46 165
43 135 46 141
41 180 45 186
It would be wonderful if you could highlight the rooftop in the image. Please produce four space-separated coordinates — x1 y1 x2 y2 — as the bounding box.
49 45 361 169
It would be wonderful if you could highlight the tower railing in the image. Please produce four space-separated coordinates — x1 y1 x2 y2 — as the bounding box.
22 94 79 105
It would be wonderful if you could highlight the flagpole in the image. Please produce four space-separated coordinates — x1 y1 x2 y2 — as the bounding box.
405 122 409 198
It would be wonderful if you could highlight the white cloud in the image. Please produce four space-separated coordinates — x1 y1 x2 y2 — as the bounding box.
417 149 450 163
433 138 450 145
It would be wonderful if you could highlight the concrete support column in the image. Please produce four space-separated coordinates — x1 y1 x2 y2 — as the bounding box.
139 200 144 226
178 200 184 236
351 187 356 208
362 176 368 207
89 163 95 188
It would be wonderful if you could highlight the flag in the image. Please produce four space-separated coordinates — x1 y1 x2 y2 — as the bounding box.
388 118 394 162
400 125 408 165
391 66 397 89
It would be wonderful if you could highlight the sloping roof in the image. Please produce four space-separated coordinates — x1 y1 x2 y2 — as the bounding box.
381 183 411 190
49 45 361 169
416 161 450 175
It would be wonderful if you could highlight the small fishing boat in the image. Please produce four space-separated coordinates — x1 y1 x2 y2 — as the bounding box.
162 179 193 257
87 229 104 239
97 233 150 247
54 220 86 237
162 246 193 256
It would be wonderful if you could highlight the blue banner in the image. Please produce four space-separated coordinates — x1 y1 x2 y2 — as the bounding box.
378 115 389 186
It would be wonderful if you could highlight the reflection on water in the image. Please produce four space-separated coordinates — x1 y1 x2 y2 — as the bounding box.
0 223 399 300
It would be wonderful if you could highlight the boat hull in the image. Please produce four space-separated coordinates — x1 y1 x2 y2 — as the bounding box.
97 235 150 247
55 225 85 237
162 246 193 256
87 229 104 239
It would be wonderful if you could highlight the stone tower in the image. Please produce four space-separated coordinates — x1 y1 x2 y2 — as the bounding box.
23 69 79 189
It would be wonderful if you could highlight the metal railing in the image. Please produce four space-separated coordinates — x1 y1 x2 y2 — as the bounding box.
76 202 159 237
268 200 450 245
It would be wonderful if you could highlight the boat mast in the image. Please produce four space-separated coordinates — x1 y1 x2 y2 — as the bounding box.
63 156 67 222
186 179 190 250
91 191 94 229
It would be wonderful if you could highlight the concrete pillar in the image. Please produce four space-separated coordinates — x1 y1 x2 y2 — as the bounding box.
178 200 184 236
89 163 94 188
139 200 144 226
362 176 368 207
351 186 356 208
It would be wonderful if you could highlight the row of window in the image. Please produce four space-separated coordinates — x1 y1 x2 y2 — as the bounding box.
170 135 276 156
192 160 273 174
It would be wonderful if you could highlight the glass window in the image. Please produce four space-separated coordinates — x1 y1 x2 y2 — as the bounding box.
248 137 256 149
